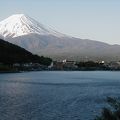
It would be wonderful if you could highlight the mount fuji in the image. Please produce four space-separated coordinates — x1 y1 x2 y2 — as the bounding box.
0 14 120 61
0 14 67 38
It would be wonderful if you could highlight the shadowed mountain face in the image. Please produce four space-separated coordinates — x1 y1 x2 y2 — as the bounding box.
0 14 120 61
0 39 52 65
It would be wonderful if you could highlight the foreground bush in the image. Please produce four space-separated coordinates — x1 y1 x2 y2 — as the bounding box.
95 97 120 120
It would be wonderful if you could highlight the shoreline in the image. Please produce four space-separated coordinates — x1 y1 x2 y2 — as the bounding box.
1 69 120 74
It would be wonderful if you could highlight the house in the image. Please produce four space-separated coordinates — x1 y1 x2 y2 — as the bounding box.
53 61 64 70
52 60 77 70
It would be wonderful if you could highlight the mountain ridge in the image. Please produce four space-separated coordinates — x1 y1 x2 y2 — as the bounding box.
0 38 52 65
0 14 120 61
0 14 66 38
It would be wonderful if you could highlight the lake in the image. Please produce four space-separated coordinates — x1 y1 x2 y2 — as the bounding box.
0 71 120 120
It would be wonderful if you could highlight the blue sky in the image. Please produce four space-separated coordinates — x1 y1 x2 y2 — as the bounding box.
0 0 120 44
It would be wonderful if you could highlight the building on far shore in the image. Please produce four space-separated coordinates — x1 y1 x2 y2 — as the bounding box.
52 59 77 70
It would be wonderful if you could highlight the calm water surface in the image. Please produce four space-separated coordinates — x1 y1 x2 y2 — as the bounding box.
0 71 120 120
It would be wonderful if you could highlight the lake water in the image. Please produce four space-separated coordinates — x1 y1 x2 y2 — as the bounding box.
0 71 120 120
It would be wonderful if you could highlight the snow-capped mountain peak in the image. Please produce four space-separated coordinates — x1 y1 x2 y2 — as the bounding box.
0 14 65 38
0 14 120 61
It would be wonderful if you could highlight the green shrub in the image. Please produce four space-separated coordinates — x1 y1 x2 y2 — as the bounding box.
95 97 120 120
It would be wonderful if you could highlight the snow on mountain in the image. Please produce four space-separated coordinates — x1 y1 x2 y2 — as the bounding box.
0 14 66 38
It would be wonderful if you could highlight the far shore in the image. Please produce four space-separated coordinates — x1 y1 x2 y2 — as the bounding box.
1 69 120 74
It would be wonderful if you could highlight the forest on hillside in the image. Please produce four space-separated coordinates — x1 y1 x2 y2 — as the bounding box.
0 39 52 66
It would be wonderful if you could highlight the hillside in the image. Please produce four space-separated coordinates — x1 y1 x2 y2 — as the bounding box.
0 39 52 66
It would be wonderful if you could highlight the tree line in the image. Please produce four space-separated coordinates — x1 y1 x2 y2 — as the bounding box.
0 39 52 66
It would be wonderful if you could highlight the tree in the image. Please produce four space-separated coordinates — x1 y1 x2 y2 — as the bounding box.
0 39 52 66
95 97 120 120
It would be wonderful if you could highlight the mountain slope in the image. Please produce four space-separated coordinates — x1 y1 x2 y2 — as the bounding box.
0 39 52 65
0 14 120 61
0 14 66 38
7 34 120 61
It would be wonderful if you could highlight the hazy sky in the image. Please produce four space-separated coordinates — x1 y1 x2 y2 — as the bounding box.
0 0 120 44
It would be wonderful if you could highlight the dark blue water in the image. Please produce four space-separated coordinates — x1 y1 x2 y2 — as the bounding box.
0 71 120 120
